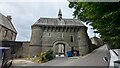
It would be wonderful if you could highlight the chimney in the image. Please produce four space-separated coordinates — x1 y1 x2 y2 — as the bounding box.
7 15 12 21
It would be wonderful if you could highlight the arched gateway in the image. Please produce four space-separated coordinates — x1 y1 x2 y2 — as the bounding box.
52 41 70 57
29 9 92 57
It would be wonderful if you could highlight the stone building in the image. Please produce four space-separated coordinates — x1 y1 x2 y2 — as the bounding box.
30 9 92 57
0 13 17 41
0 13 30 58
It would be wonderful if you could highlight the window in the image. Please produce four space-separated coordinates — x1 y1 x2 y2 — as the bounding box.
71 47 74 51
4 29 7 37
78 36 80 40
70 36 74 42
48 33 51 37
0 26 2 33
62 33 63 38
11 32 13 40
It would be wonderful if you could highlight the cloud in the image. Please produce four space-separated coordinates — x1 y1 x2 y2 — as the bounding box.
0 1 77 41
0 0 68 2
0 1 94 41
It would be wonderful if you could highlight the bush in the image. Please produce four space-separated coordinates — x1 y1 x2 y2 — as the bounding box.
18 55 23 58
40 52 47 62
30 50 54 63
45 50 54 61
40 50 54 63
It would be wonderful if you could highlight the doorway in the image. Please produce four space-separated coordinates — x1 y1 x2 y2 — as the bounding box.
55 43 65 57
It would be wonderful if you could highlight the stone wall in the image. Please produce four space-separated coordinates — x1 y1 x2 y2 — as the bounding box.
30 25 92 57
7 41 30 58
30 25 81 57
42 31 78 49
22 41 30 58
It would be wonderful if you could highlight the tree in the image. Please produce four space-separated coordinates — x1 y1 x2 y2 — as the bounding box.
68 2 120 49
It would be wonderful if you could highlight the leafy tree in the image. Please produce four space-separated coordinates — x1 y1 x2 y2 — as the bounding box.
69 2 120 49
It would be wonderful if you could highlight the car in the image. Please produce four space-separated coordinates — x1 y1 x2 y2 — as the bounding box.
109 49 120 68
0 47 13 68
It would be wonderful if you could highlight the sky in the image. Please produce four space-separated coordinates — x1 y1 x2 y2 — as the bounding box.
0 0 96 41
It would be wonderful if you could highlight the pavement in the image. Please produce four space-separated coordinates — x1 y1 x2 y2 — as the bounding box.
12 59 38 66
12 45 110 67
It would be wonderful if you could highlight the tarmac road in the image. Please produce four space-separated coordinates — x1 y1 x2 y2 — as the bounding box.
12 45 110 68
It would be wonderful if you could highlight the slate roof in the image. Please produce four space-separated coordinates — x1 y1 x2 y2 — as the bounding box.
0 13 17 33
34 18 85 27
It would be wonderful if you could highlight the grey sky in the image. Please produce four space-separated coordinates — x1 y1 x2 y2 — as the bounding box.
0 0 95 41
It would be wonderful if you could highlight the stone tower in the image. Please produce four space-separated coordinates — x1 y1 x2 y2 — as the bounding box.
78 27 92 55
30 25 43 57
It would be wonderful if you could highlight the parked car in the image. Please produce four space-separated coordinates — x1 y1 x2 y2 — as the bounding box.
0 47 13 68
109 49 120 68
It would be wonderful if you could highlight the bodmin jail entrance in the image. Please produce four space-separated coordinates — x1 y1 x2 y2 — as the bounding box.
55 43 65 57
52 41 71 57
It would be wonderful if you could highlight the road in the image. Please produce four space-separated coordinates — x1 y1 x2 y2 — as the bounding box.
12 45 110 67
